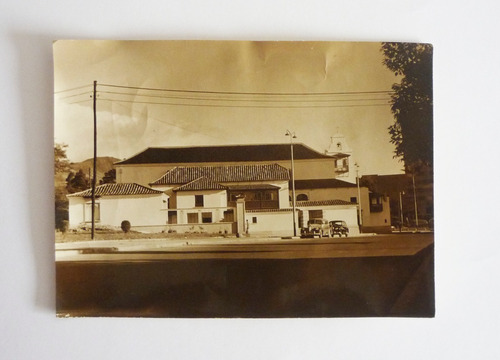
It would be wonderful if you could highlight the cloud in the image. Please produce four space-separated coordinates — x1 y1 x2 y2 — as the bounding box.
54 40 402 175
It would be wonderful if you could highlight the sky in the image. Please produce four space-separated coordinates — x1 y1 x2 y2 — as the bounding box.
54 40 405 175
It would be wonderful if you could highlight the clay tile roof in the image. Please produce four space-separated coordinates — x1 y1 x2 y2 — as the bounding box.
226 184 280 190
150 163 290 185
296 199 356 207
116 143 344 165
293 178 357 189
67 183 164 198
173 177 227 192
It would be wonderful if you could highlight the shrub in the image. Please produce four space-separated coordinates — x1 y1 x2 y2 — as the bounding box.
121 220 131 233
61 220 69 233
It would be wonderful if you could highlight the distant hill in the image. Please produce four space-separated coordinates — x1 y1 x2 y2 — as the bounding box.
69 156 120 183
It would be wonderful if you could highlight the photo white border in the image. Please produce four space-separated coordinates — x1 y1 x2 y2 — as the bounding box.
1 0 499 359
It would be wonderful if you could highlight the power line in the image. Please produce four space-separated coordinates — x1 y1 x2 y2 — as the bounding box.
97 97 390 109
57 91 94 100
61 82 394 108
54 84 93 94
96 90 391 103
99 82 393 97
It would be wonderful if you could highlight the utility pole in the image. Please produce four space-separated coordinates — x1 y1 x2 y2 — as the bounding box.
285 130 297 237
412 173 419 229
399 191 404 232
91 80 97 240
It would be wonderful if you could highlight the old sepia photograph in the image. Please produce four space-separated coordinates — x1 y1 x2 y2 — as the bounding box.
54 40 434 318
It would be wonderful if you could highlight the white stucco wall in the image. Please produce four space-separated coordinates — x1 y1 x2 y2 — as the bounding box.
68 193 168 228
277 158 337 180
175 190 227 209
116 157 339 186
245 211 298 237
274 180 290 208
175 208 228 225
172 190 228 225
117 164 175 187
362 196 391 230
294 186 390 230
68 197 86 227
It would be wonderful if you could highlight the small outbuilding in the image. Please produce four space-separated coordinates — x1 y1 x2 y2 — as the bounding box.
67 183 168 230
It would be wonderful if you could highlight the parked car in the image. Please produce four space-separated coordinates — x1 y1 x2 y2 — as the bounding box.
329 220 349 237
301 218 331 237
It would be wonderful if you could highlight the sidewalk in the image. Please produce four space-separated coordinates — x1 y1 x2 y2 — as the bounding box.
55 233 377 252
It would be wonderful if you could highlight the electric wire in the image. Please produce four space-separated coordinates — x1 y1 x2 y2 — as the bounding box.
98 82 393 96
54 84 93 94
96 90 391 103
95 97 390 109
61 82 393 109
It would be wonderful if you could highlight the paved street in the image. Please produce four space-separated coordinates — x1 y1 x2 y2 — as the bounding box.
56 233 434 317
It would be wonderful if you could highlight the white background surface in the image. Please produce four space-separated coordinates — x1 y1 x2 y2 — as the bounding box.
1 1 499 359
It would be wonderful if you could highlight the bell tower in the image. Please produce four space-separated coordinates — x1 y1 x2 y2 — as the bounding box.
325 131 356 184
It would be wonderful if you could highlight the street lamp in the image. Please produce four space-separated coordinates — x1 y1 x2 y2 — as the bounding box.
355 162 363 229
399 191 405 232
412 173 419 229
285 130 297 236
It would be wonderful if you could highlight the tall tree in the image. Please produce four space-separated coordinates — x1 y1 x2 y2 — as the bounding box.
66 169 90 194
54 143 70 231
100 168 116 185
54 143 70 175
381 42 433 172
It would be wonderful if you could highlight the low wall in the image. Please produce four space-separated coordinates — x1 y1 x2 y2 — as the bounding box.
361 225 392 234
132 222 234 234
246 210 296 237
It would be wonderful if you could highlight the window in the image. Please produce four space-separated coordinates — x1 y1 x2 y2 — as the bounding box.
297 194 308 201
335 158 349 172
309 210 323 219
252 216 258 224
168 211 177 224
223 209 234 222
195 195 204 207
202 212 212 223
350 197 357 203
369 193 383 212
84 202 100 222
228 189 279 210
187 213 198 224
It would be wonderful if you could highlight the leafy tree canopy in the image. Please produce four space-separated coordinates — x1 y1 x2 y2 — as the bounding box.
54 143 70 231
66 169 90 194
54 143 70 175
100 168 116 185
381 42 433 173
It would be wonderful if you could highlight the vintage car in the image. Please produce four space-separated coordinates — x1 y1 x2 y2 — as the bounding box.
329 220 349 237
301 218 331 237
